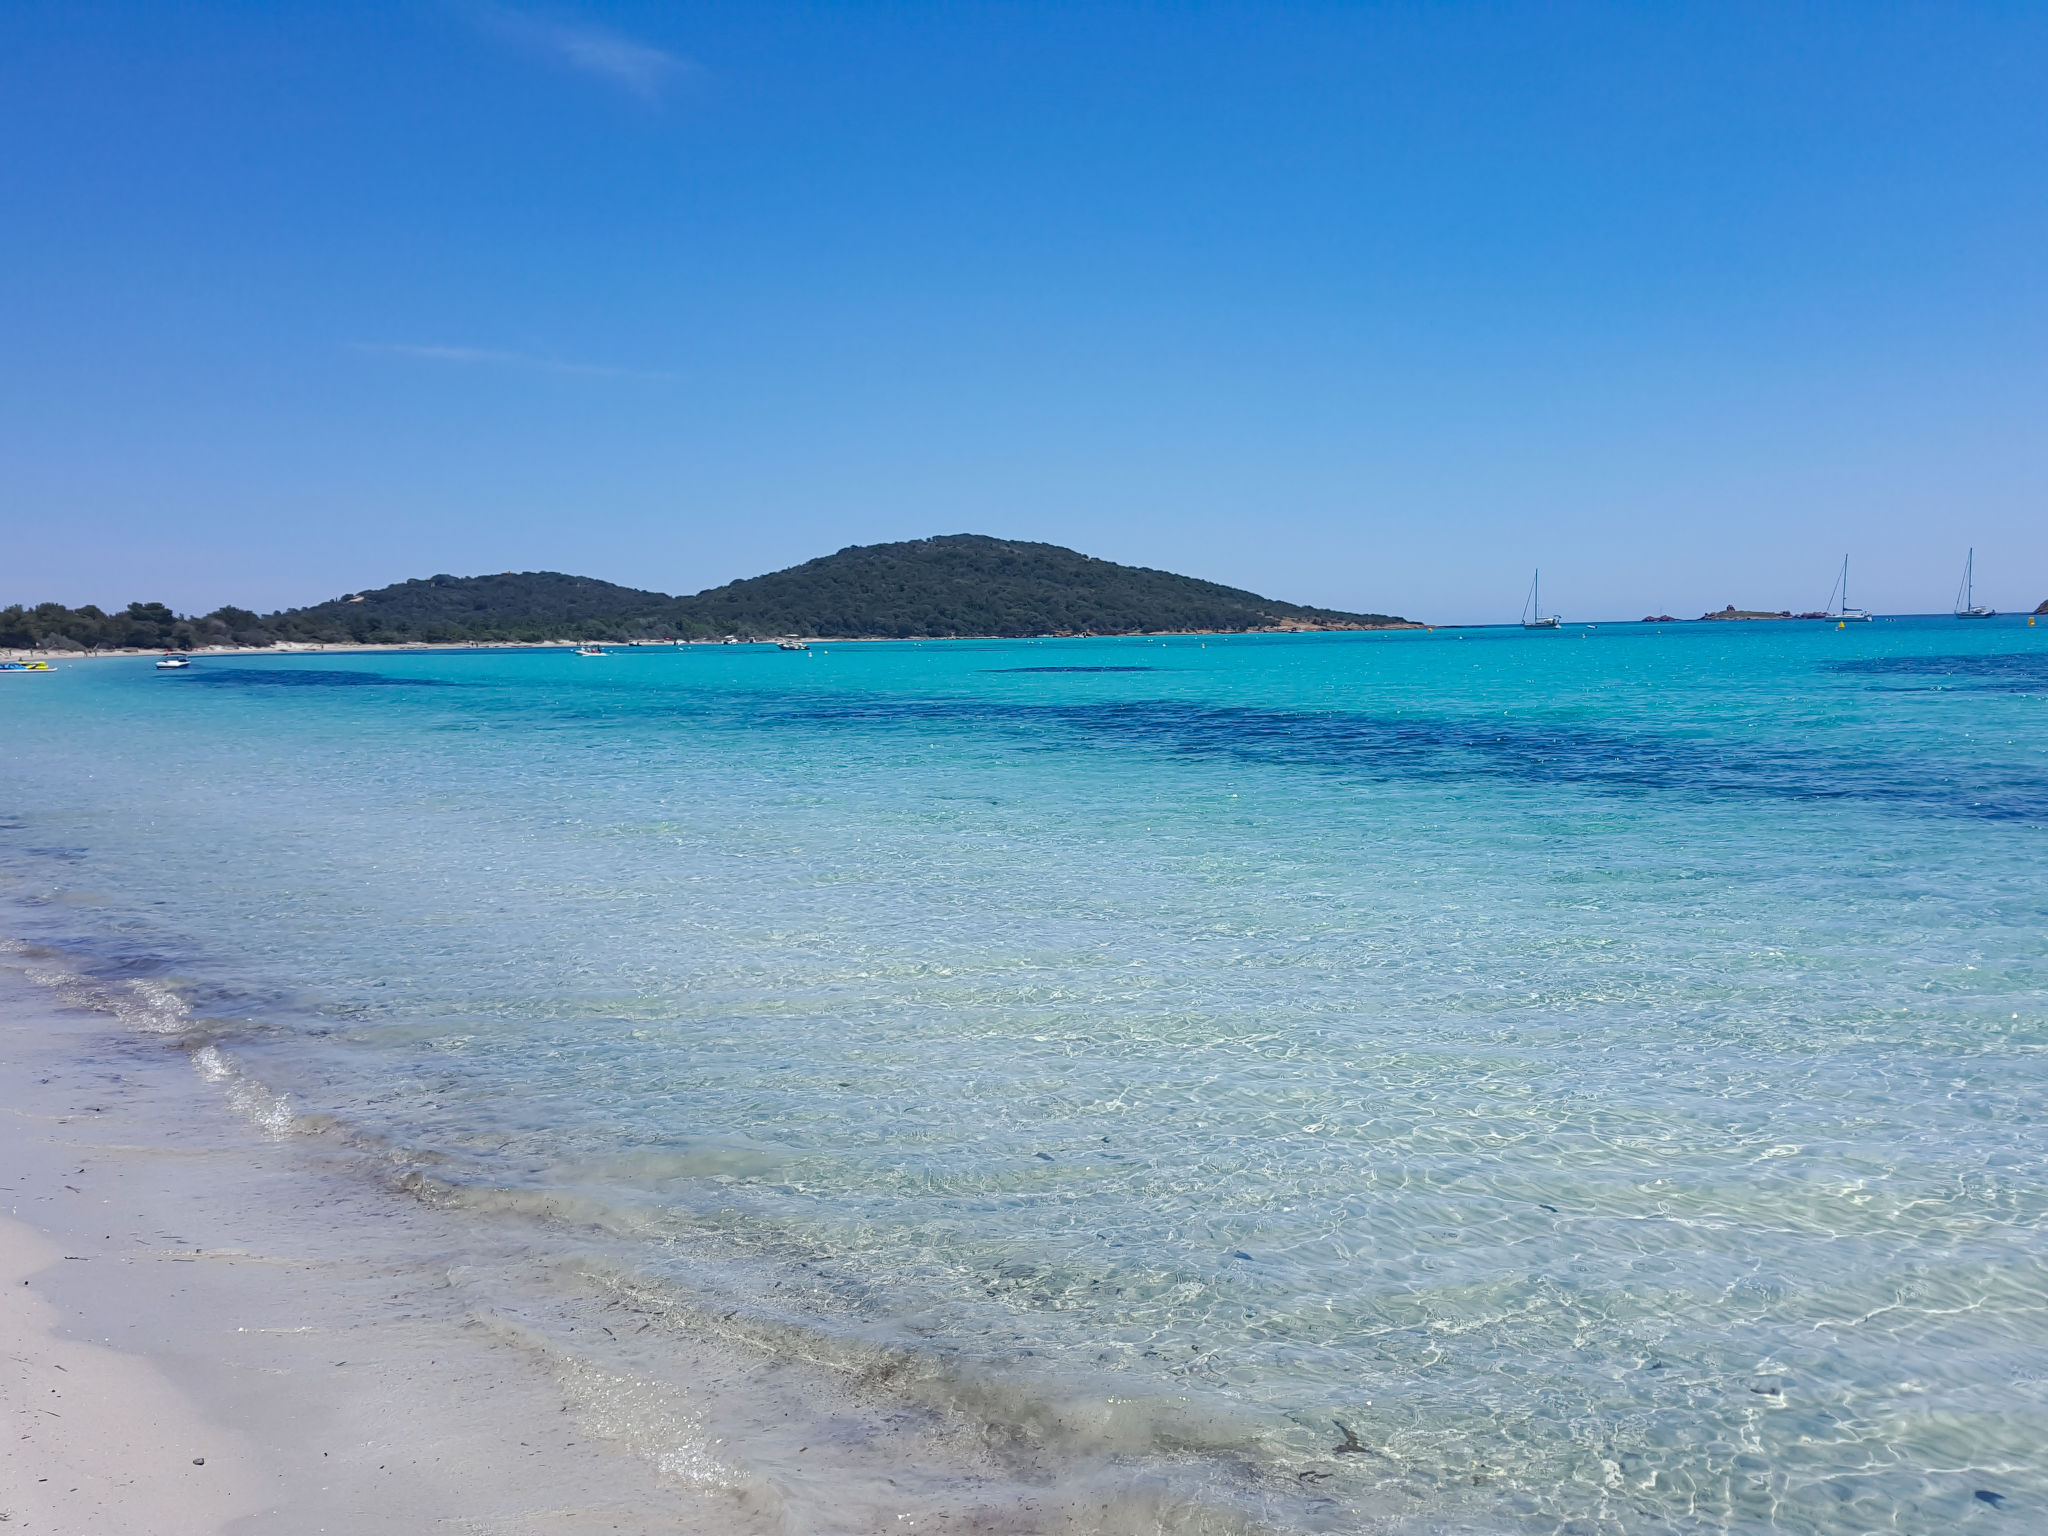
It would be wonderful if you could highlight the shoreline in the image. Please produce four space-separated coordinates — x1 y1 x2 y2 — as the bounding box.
0 961 752 1534
0 953 1298 1536
7 611 2030 665
1 625 1427 665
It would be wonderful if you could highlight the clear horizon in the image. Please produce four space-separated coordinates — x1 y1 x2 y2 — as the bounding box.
6 2 2046 624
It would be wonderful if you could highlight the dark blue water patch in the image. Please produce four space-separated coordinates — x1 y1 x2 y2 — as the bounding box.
1829 652 2048 692
181 668 461 689
768 695 2048 823
985 666 1157 674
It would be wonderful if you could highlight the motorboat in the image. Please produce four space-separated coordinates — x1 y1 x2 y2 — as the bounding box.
575 644 606 657
155 653 192 669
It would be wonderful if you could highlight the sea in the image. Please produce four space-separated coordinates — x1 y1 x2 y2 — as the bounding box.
2 617 2044 1533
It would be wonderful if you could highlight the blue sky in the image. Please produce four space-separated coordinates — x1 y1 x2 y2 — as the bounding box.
5 2 2045 622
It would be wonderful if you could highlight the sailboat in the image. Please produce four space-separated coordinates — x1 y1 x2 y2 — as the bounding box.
1521 570 1560 629
1824 556 1872 622
1954 549 1996 618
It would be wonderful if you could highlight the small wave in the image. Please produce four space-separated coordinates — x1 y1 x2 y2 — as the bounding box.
471 1312 764 1499
191 1043 299 1135
394 1169 671 1238
9 954 197 1036
470 1299 1283 1535
552 1250 1274 1465
377 1165 1282 1463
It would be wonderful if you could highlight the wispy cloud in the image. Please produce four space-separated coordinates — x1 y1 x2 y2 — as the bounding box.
467 4 694 102
353 343 676 381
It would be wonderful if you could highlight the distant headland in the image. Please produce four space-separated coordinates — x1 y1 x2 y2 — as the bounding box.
0 535 1419 651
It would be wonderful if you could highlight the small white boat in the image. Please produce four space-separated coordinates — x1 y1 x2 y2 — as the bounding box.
575 644 606 657
777 639 810 651
1520 570 1561 629
156 654 192 669
1954 548 1995 617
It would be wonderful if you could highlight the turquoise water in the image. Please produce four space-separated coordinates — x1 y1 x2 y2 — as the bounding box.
3 620 2046 1532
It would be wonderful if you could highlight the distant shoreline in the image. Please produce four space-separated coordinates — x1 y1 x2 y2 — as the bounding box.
7 610 2038 664
2 623 1425 663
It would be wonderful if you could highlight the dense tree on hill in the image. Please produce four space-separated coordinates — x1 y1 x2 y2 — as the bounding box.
0 599 261 651
3 535 1414 649
267 571 679 645
661 535 1409 637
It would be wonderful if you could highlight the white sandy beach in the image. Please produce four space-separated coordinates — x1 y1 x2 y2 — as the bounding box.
1 1215 261 1534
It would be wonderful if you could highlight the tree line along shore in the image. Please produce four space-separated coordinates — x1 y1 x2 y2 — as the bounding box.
2 535 1416 650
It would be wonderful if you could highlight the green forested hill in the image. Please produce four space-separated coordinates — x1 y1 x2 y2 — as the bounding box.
272 572 675 644
666 535 1409 637
2 535 1414 649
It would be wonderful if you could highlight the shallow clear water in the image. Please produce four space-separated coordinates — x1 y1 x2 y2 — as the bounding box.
3 620 2046 1532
